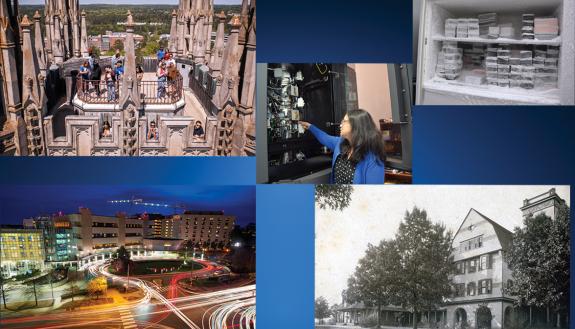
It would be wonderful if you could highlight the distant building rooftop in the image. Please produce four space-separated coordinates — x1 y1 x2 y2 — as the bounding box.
0 224 25 229
183 210 225 215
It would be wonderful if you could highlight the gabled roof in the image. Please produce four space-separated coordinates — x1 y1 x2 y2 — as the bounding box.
453 208 513 249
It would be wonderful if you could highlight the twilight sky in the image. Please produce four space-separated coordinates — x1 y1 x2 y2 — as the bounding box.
315 185 570 306
20 0 240 4
0 185 255 226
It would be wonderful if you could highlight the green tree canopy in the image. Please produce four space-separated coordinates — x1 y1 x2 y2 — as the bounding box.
394 207 455 329
315 296 331 324
347 239 401 328
345 207 455 329
505 204 570 320
315 185 354 211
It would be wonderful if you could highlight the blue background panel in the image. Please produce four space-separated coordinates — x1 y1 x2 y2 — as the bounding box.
258 0 412 63
0 157 255 185
413 106 575 185
257 184 315 329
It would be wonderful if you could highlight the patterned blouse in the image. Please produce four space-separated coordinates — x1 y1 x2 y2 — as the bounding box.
334 154 356 184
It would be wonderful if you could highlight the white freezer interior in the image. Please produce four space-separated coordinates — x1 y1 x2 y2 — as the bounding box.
417 0 574 105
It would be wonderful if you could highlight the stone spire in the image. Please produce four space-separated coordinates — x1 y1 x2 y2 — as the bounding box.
210 10 226 74
177 9 186 56
71 12 80 57
80 10 88 57
68 0 80 58
119 11 140 156
61 11 70 58
20 15 47 155
52 11 64 63
240 9 255 110
0 0 21 117
239 0 249 44
21 15 41 108
193 11 207 64
169 9 177 52
44 10 53 64
187 8 196 58
0 0 28 155
33 11 47 76
214 15 241 108
198 0 212 64
120 10 138 105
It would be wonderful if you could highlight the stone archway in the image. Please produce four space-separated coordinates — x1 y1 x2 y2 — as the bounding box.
477 306 492 329
455 308 468 329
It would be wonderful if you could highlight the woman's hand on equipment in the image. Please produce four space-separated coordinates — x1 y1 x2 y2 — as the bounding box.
298 121 311 130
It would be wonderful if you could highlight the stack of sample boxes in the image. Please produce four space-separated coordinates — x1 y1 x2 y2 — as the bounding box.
520 50 534 89
445 18 480 38
445 19 457 37
522 14 535 40
437 41 462 80
456 19 468 38
534 46 559 88
478 13 497 38
497 46 511 87
485 46 498 86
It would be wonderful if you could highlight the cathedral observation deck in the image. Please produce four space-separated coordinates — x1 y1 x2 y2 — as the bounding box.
76 75 184 105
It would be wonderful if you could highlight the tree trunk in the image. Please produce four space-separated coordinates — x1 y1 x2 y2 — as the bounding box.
556 312 560 328
413 310 418 329
377 302 382 328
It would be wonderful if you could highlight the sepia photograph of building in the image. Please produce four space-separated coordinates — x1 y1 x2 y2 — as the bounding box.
315 185 570 329
0 0 255 156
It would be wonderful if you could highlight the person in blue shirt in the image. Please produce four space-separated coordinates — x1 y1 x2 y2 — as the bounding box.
299 109 385 184
78 60 91 92
114 61 124 80
157 48 165 61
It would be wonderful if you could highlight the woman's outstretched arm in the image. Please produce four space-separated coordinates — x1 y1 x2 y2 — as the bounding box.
299 121 340 151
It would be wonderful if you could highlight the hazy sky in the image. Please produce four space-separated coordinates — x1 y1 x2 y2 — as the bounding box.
20 0 240 4
0 185 256 226
315 185 570 306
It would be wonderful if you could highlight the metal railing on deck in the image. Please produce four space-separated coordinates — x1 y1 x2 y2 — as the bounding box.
189 73 218 116
76 76 183 105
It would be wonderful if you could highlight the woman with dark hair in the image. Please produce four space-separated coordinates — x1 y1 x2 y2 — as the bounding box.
299 109 385 184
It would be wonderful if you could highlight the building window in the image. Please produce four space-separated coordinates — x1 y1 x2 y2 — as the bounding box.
467 282 476 296
460 235 483 253
455 261 465 274
479 254 492 270
479 279 492 294
467 258 477 273
454 283 465 297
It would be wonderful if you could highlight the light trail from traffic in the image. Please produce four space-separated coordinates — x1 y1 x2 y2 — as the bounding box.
207 297 256 329
1 260 255 329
